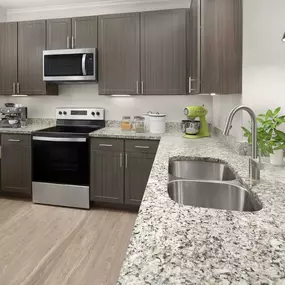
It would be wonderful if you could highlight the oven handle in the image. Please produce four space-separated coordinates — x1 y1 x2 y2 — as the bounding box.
82 54 87 76
33 136 87 142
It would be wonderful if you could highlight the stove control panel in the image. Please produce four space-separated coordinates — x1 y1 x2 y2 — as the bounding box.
56 108 105 120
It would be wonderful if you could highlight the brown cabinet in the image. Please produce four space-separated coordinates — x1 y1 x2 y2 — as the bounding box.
47 16 98 50
18 20 58 95
125 140 158 206
90 139 124 204
201 0 242 94
98 13 140 95
0 23 18 95
1 134 32 197
141 9 187 95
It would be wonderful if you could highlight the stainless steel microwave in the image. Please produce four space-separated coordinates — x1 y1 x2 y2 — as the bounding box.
43 48 97 82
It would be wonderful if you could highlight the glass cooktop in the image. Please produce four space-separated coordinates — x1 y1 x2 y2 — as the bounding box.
37 125 101 135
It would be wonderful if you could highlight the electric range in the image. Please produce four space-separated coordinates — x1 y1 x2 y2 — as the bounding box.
32 107 105 209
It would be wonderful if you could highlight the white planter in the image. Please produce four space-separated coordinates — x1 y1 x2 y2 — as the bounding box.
270 149 284 166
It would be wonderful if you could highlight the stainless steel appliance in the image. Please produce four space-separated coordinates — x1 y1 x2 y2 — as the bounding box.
32 107 105 209
43 48 97 82
0 106 28 128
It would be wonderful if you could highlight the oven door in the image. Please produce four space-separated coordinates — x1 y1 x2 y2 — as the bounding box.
43 48 96 82
32 136 89 186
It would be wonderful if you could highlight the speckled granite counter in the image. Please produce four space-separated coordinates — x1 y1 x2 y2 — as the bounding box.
0 123 54 134
112 132 285 284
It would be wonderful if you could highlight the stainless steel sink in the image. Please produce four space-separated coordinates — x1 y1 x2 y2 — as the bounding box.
169 160 236 182
168 180 262 212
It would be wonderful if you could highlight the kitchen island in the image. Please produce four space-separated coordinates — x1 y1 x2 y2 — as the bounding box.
104 131 285 284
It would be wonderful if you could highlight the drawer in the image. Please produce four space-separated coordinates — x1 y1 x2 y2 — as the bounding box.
91 138 124 152
125 139 159 154
2 134 31 146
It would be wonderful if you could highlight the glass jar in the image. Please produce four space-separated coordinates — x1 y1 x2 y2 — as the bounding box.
135 116 145 133
120 116 132 131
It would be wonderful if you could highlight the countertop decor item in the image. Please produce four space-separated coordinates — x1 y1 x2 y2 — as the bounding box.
242 107 285 165
120 116 132 131
149 112 166 134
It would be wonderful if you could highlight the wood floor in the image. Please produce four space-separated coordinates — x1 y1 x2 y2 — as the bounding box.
0 198 137 285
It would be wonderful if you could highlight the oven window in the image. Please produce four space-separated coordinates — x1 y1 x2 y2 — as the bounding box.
33 140 89 186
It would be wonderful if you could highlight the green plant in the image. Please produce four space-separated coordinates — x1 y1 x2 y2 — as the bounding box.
242 107 285 156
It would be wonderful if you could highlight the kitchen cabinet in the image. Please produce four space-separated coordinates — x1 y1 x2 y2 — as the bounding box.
0 23 18 95
125 140 158 206
47 16 98 49
47 18 72 49
90 139 124 204
18 20 58 96
1 134 32 197
201 0 242 94
141 9 187 95
90 138 158 207
98 13 140 95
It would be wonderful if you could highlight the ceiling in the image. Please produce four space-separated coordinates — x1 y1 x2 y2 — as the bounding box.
0 0 147 10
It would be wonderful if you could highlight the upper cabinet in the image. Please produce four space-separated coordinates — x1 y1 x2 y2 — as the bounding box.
0 23 17 96
47 16 98 49
98 13 140 95
141 9 187 95
200 0 242 94
98 9 187 95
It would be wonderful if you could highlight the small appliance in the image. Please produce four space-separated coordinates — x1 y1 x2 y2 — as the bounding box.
0 106 28 128
182 106 210 139
32 107 105 209
43 48 97 82
149 112 166 134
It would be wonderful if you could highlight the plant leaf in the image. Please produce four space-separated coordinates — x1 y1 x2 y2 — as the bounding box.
273 107 281 116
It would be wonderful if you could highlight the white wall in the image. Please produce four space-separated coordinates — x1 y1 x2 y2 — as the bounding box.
0 7 7 22
3 84 213 122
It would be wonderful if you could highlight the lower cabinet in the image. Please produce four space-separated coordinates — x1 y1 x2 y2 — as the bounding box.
90 138 159 207
1 134 32 197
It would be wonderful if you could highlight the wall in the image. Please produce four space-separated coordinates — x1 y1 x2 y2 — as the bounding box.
0 7 7 22
3 84 213 122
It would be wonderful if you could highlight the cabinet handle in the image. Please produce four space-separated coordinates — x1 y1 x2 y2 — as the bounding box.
120 153 123 168
0 146 2 158
71 36 75 49
141 81 144 94
125 153 128 168
136 81 139 94
16 82 20 94
99 144 113 147
12 83 16 94
188 77 196 94
135 146 150 149
67 36 70 49
8 139 21 142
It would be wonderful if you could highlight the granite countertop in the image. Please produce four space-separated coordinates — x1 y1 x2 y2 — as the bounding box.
0 123 54 134
115 132 285 284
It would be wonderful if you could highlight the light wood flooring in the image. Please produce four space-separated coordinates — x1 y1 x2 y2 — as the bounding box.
0 198 137 285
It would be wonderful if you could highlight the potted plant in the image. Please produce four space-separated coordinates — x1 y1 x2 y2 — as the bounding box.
242 107 285 166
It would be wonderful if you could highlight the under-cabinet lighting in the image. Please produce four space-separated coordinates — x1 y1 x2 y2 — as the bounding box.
12 94 28 97
111 94 131 97
282 33 285 42
210 93 217 96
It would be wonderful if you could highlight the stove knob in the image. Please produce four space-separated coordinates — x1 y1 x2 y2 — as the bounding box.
96 112 100 116
91 112 95 116
59 111 62 115
63 111 67 115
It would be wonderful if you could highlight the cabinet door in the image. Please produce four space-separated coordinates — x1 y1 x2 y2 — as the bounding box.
0 22 17 95
125 152 155 206
1 135 32 197
47 18 72 49
201 0 242 94
141 9 187 95
72 16 98 49
18 20 58 96
90 149 124 204
187 0 201 94
98 13 140 95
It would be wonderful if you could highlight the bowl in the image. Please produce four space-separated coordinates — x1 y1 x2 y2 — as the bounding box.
8 120 18 125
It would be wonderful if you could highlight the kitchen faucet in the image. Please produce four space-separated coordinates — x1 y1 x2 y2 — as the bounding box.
223 105 263 181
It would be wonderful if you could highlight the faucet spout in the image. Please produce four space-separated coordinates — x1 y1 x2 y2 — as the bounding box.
223 105 261 181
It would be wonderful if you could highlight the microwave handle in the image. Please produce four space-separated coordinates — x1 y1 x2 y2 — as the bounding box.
82 54 87 76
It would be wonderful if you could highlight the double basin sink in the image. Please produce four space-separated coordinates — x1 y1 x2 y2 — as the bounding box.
168 160 262 212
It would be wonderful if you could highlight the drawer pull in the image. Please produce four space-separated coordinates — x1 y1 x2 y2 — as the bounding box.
99 144 113 147
8 139 21 142
135 146 150 149
120 153 123 168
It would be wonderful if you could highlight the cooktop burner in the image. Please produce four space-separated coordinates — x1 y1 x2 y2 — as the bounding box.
38 125 101 135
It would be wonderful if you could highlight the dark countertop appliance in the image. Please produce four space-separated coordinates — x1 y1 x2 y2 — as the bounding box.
0 106 28 128
32 107 105 209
